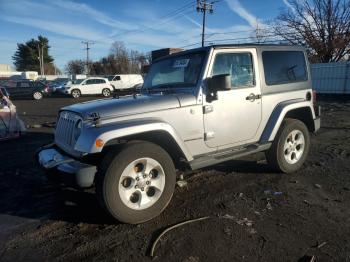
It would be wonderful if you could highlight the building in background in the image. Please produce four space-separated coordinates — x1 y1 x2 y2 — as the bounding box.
0 63 22 79
142 48 184 74
0 64 12 72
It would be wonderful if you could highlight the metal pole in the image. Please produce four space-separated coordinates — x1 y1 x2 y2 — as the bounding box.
37 44 42 77
41 44 45 77
82 41 93 75
86 42 89 74
197 0 213 47
201 6 206 47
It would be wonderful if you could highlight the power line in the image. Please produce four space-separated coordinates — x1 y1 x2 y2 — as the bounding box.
158 0 195 20
93 1 197 43
180 30 350 48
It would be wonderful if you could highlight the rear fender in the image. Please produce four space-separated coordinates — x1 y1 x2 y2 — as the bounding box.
260 99 316 142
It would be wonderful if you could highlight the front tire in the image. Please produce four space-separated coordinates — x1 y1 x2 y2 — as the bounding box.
96 141 176 224
71 89 81 98
266 118 310 173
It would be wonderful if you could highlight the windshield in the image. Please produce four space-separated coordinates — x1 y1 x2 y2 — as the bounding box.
106 76 114 81
143 51 206 90
73 79 84 84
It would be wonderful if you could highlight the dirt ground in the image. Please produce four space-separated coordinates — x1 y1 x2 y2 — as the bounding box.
1 95 350 262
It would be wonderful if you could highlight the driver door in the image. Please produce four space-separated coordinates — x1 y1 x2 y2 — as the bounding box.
81 79 96 94
203 48 262 148
112 76 122 89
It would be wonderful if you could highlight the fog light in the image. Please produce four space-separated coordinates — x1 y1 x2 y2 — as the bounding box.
95 139 104 148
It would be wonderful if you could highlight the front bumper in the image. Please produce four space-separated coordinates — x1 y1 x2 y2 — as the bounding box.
37 145 96 188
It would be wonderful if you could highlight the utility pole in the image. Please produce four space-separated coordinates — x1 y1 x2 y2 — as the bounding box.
41 44 45 77
37 44 42 77
82 41 94 75
37 43 46 77
197 0 214 47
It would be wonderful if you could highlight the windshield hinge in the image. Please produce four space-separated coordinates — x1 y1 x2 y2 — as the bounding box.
203 105 213 114
204 131 215 140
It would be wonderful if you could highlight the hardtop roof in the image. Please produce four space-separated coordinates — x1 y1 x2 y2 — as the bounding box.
153 44 306 62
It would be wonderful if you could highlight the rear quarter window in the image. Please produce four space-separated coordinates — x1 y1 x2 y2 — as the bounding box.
262 51 307 86
19 82 31 88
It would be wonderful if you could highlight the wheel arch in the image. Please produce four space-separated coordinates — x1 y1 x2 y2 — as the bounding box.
284 107 315 132
71 88 81 94
74 121 194 163
103 131 189 168
260 100 316 143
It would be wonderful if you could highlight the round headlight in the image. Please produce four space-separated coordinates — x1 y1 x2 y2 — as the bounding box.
74 120 82 140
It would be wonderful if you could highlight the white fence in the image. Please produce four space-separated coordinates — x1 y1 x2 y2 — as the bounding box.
311 62 350 94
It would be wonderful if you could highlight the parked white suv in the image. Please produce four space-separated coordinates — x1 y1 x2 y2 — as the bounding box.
107 74 143 90
65 77 113 98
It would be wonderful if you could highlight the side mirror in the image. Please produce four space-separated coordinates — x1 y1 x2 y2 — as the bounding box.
207 74 231 92
206 74 231 102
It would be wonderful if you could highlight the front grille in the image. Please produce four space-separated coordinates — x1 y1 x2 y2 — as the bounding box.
55 111 82 151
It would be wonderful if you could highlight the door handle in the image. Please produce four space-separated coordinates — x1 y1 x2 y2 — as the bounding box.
246 93 261 102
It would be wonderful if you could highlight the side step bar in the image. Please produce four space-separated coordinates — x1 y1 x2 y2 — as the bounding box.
189 143 271 170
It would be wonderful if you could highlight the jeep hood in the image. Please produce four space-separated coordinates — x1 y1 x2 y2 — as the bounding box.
62 93 196 119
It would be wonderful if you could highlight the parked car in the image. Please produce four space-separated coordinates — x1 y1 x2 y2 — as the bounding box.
49 80 72 93
0 87 26 140
64 77 113 98
106 74 143 91
4 80 50 100
37 44 320 224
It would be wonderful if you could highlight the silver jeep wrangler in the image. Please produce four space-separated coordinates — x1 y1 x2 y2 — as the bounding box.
38 44 321 224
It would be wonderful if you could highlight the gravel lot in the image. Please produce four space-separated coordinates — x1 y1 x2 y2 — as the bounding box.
1 95 350 262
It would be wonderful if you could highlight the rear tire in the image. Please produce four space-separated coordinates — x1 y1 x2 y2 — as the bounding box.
71 89 81 98
265 118 310 173
33 91 43 100
102 88 111 97
96 141 176 224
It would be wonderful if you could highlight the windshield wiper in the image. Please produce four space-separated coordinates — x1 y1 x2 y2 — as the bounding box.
150 87 177 93
142 85 178 94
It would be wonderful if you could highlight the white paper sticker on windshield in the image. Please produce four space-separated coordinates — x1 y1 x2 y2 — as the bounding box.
173 59 190 68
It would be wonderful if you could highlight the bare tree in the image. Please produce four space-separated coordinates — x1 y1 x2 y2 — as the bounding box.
273 0 350 62
65 59 85 74
110 41 130 73
80 41 149 75
108 41 149 74
252 20 269 43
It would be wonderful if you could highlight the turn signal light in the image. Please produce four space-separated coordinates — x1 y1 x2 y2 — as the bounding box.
95 139 104 148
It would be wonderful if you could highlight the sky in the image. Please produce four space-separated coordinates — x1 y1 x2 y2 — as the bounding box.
0 0 292 71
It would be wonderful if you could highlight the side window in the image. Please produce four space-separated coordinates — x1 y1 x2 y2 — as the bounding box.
211 52 255 88
97 79 105 84
114 76 121 81
262 51 307 85
19 82 31 88
85 79 95 85
36 82 45 88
